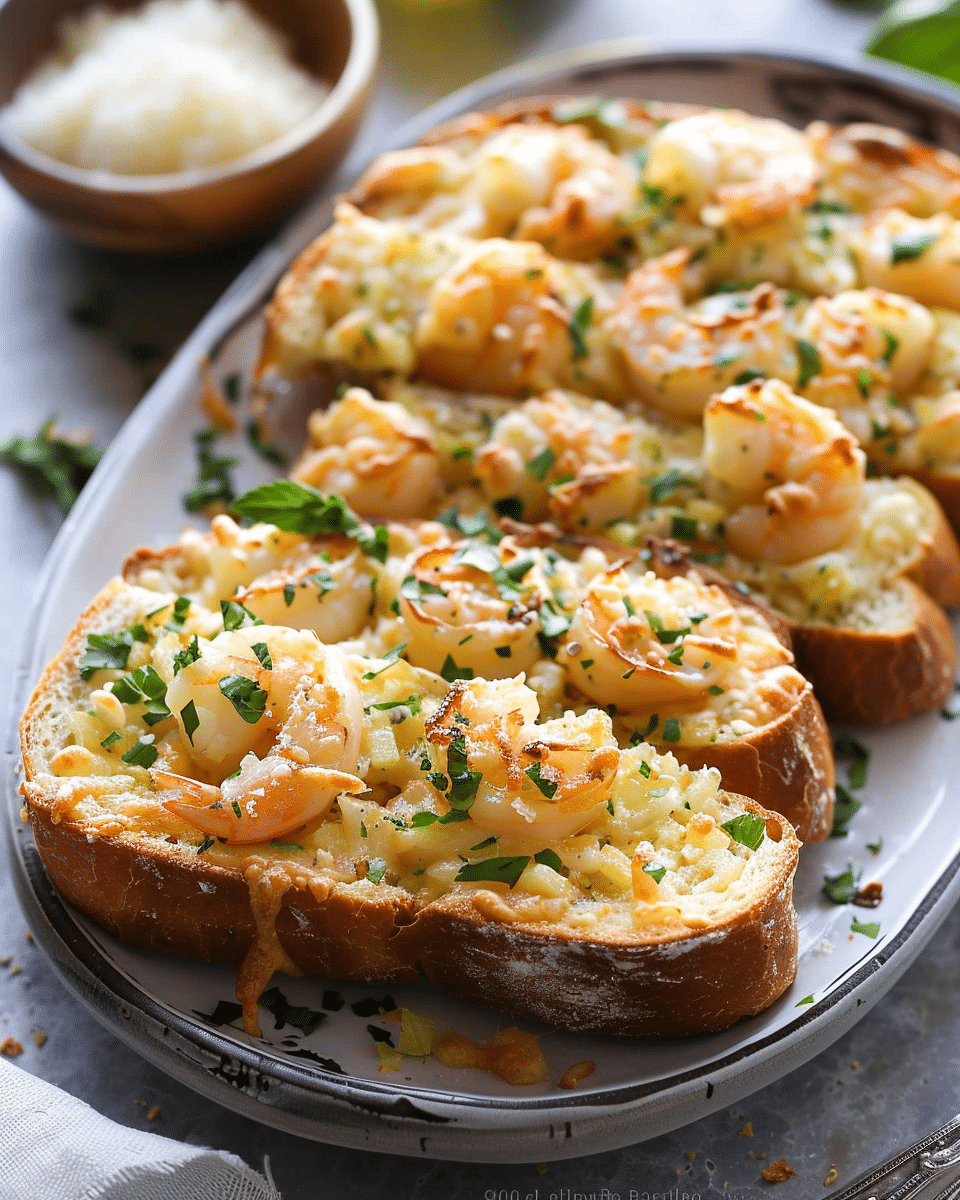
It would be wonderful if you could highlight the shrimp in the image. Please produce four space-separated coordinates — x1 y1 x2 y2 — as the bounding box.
424 677 620 844
398 539 543 679
232 543 374 644
852 208 960 312
292 388 441 520
795 288 936 410
703 378 866 565
473 389 644 525
416 237 582 395
808 121 960 219
559 566 789 712
643 109 817 229
608 249 799 420
156 628 364 843
353 121 638 260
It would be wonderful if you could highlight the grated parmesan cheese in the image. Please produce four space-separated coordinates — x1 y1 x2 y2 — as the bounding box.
2 0 329 175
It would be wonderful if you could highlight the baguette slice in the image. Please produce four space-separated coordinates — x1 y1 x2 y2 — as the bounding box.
21 577 800 1040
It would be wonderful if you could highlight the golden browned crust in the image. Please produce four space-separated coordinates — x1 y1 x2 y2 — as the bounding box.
394 800 799 1038
790 578 958 725
24 785 421 982
900 468 960 600
666 684 834 844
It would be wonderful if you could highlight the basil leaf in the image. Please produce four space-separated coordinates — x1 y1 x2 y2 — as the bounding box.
0 415 102 514
362 642 408 681
183 427 236 514
232 482 389 562
245 418 287 467
850 917 880 939
440 655 473 682
173 635 201 675
720 812 766 850
220 600 264 631
181 700 200 746
534 848 569 877
218 674 267 723
831 783 862 837
121 734 157 768
524 762 558 799
252 642 273 670
642 862 666 884
454 855 530 888
822 864 861 905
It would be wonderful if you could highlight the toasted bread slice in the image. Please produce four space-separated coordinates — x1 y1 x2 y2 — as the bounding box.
21 576 800 1039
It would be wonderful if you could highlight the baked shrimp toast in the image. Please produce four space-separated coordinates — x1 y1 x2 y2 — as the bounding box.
118 504 834 841
20 573 800 1039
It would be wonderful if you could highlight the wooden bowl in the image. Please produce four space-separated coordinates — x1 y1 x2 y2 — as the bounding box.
0 0 379 253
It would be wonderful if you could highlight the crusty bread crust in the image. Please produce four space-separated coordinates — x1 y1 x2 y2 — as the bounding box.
901 467 960 594
394 800 799 1038
790 578 958 725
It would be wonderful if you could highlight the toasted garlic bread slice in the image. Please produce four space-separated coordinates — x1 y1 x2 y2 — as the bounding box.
20 578 799 1039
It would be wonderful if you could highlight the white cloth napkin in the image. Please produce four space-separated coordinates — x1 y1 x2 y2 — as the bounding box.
0 1059 280 1200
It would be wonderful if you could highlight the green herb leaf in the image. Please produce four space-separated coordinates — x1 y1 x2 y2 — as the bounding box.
220 599 264 632
365 694 422 716
795 994 815 1006
258 986 328 1036
733 368 765 385
0 416 102 514
232 482 389 562
440 654 473 682
110 664 171 724
850 917 880 939
100 730 122 749
567 296 594 361
524 761 558 799
642 862 666 884
662 717 681 742
173 636 201 675
252 642 273 670
367 858 388 885
183 427 236 514
121 734 158 769
362 642 408 680
890 231 938 265
181 700 200 746
882 330 900 365
646 468 694 506
534 848 569 876
454 856 530 888
527 445 557 481
796 339 822 389
670 514 698 541
834 734 870 789
245 418 287 467
822 863 861 905
831 783 861 837
720 812 766 850
79 631 135 679
218 674 267 724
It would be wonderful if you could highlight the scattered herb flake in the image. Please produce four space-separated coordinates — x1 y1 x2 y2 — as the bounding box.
796 339 822 389
218 674 267 723
567 296 594 361
850 917 880 939
0 416 103 514
891 231 937 265
720 812 766 850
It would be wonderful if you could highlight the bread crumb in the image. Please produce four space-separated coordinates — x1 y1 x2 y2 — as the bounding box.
761 1159 796 1182
815 938 834 954
824 1165 838 1186
1 1038 23 1057
31 1030 47 1048
147 1105 160 1121
740 1122 754 1137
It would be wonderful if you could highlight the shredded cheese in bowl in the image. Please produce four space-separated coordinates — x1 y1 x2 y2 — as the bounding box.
2 0 330 175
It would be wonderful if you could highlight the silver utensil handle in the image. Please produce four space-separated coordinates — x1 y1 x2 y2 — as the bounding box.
832 1115 960 1198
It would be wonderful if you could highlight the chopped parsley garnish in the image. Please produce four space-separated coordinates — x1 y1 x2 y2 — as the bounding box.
454 855 530 888
252 642 273 670
567 296 593 361
670 514 698 541
720 812 766 850
245 418 286 467
218 674 267 724
795 994 814 1006
164 596 191 631
494 645 511 658
440 654 473 682
822 863 861 905
646 468 694 506
362 642 408 680
850 917 880 939
643 611 690 645
806 199 853 215
283 583 296 607
881 331 899 365
796 339 822 389
534 848 568 876
79 630 136 679
180 700 200 746
0 416 102 514
231 800 243 819
365 694 422 716
435 507 501 543
100 730 122 748
220 599 264 632
232 482 389 562
641 713 659 737
639 759 651 777
666 645 685 666
733 368 765 386
831 784 861 838
110 665 171 724
708 684 725 695
527 445 557 481
538 598 571 641
524 761 558 799
492 496 524 521
857 368 872 399
890 231 937 265
121 734 157 769
662 717 681 742
642 862 666 884
399 574 446 603
183 427 237 514
833 734 869 789
173 636 201 675
196 836 215 855
367 858 388 885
